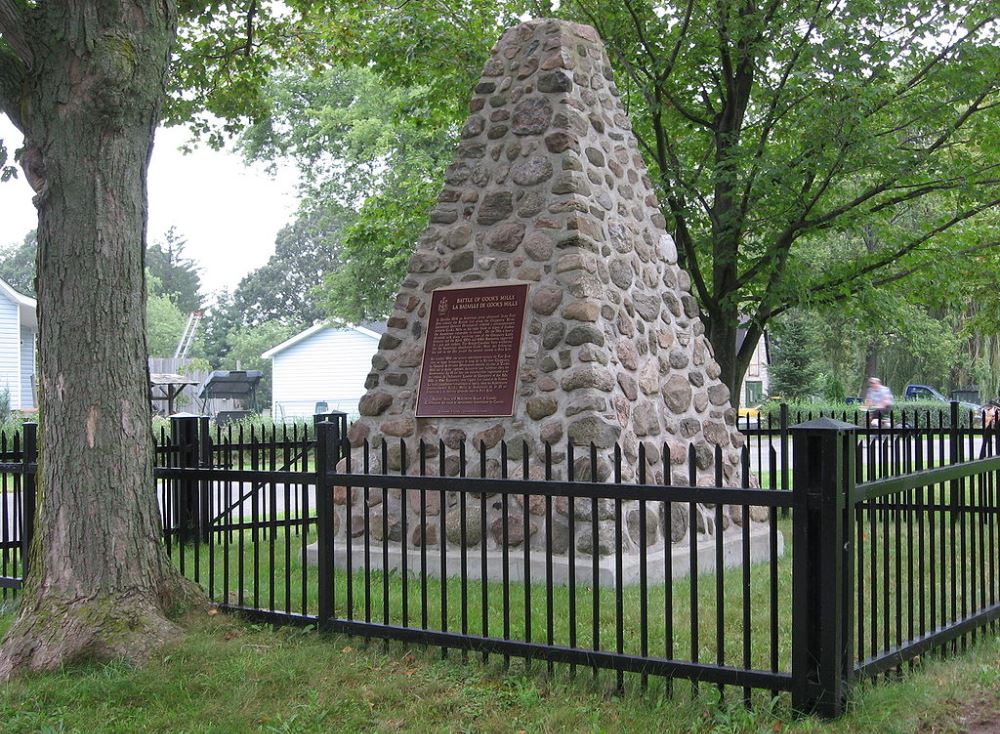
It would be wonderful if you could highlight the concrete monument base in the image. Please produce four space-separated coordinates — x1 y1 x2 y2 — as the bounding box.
306 525 783 588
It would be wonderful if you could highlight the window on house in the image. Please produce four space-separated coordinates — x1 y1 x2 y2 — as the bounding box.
745 380 763 406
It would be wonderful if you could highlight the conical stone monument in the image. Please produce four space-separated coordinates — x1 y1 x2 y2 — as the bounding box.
336 19 762 567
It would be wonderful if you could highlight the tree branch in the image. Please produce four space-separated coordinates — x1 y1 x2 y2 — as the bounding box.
0 42 26 130
773 198 1000 317
0 0 32 70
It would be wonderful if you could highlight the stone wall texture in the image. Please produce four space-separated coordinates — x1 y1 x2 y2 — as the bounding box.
339 19 753 556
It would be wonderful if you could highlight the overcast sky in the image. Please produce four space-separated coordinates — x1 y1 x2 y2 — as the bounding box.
0 116 300 300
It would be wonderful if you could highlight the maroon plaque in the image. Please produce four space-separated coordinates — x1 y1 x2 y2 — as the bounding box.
416 284 530 417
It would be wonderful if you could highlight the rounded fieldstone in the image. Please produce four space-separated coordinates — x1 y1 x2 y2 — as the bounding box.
359 391 393 416
516 190 546 217
577 524 615 556
608 259 632 289
616 339 638 370
567 416 621 448
561 367 614 392
381 415 416 437
540 420 564 445
406 490 442 517
370 511 402 542
443 428 467 450
542 321 566 349
523 231 554 261
445 224 473 249
511 156 554 186
477 191 514 224
446 506 482 546
511 96 553 135
562 302 600 322
526 395 558 420
486 222 526 253
472 424 505 450
565 394 607 417
449 251 474 273
708 383 731 406
531 286 564 315
544 131 578 153
694 442 714 470
668 348 689 369
410 523 439 547
461 115 485 138
537 70 573 93
627 508 659 547
632 291 661 321
490 516 535 547
703 420 730 446
668 503 688 542
662 374 693 413
565 325 604 347
633 402 660 437
617 373 638 400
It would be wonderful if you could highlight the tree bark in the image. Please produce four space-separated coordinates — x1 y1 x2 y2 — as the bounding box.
0 0 204 680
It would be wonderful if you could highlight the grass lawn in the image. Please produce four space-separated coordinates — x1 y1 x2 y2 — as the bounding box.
0 609 996 733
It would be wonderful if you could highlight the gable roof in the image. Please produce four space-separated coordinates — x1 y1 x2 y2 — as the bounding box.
261 321 382 360
0 278 36 329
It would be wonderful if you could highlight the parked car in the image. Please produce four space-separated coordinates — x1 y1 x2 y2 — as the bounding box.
904 383 981 412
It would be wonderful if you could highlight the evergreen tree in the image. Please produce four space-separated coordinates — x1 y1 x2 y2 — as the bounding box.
768 312 824 402
147 227 203 313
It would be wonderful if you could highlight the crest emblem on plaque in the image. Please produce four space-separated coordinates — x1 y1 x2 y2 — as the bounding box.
437 296 449 316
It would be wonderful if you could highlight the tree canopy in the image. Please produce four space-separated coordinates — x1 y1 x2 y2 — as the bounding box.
247 0 999 395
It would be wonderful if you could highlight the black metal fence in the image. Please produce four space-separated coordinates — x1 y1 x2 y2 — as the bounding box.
2 405 997 717
149 407 996 717
0 424 36 598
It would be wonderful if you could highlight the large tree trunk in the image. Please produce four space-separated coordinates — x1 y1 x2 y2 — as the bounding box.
0 0 203 680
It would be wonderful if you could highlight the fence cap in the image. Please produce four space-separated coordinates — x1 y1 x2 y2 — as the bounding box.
790 416 857 432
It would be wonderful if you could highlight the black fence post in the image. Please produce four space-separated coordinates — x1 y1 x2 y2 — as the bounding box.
791 417 857 717
20 422 37 579
198 416 212 544
315 417 343 630
170 413 201 545
949 400 961 463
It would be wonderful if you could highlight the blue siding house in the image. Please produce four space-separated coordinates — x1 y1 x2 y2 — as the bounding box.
0 279 37 410
262 321 385 420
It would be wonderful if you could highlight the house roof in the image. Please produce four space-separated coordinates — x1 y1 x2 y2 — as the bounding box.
261 320 383 360
0 278 36 329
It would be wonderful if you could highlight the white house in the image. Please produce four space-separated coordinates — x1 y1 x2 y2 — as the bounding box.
737 328 770 408
0 278 37 411
262 321 385 420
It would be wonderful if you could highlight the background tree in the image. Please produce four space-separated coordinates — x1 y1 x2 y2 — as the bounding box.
0 228 35 295
241 65 459 322
569 0 1000 397
232 205 353 327
198 289 240 369
146 274 188 358
147 226 203 313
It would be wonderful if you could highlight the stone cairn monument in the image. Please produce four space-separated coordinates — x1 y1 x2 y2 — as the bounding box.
333 19 766 579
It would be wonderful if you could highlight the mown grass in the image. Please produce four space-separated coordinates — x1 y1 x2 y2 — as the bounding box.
170 492 996 684
0 607 996 733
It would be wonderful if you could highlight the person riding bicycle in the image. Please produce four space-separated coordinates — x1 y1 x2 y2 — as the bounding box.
863 377 893 426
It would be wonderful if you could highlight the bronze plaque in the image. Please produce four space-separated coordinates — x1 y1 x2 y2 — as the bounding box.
416 284 530 417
